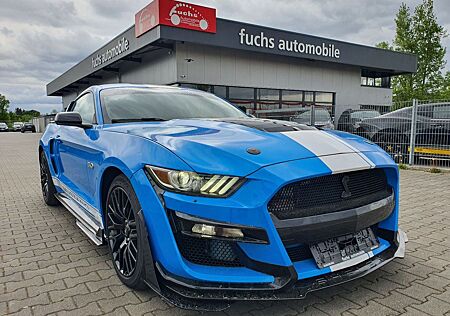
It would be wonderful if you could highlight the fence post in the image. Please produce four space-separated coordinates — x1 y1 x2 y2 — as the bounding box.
310 104 315 126
408 99 418 165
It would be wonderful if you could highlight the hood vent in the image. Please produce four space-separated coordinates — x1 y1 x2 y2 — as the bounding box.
211 118 315 132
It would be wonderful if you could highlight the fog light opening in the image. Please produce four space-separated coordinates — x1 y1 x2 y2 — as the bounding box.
192 224 244 239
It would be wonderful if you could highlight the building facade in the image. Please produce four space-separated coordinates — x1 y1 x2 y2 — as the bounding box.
47 1 417 122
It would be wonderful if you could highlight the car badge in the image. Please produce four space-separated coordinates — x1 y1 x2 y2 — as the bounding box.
341 175 352 198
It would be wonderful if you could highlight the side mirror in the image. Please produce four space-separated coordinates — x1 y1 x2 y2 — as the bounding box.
55 112 92 129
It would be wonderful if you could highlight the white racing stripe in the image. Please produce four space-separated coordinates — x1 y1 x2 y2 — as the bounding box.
328 251 374 272
282 130 353 156
281 130 374 173
320 153 372 174
324 131 376 168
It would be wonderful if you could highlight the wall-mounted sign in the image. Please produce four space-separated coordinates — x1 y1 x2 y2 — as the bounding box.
135 0 216 38
91 37 130 69
238 28 341 59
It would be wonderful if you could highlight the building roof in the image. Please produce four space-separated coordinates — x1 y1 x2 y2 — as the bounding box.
47 18 418 96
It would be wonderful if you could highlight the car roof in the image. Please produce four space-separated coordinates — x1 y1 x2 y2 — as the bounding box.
81 83 206 96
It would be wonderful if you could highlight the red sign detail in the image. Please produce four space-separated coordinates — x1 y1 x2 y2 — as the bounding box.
135 0 216 38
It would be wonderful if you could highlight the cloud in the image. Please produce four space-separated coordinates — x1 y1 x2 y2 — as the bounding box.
0 0 449 113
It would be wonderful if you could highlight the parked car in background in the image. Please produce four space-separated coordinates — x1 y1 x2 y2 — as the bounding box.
358 103 450 160
39 84 406 311
21 123 36 133
337 109 381 133
0 122 9 132
12 122 24 132
290 108 334 129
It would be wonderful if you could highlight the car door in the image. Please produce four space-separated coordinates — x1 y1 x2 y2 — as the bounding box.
430 104 450 148
57 92 99 209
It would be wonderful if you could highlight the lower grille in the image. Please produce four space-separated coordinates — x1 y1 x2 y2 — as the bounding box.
268 169 391 220
286 245 313 262
176 234 243 267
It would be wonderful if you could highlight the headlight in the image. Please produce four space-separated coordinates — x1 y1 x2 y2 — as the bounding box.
145 166 244 197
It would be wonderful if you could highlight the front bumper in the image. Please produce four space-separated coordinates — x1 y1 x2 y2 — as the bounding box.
130 155 402 310
153 229 406 310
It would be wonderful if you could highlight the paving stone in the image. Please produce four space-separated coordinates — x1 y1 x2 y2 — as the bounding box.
349 301 399 316
411 296 450 316
1 130 450 316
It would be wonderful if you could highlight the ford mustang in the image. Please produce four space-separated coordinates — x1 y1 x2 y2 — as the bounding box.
39 84 407 311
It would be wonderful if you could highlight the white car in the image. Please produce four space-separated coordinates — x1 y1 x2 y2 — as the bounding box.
0 122 9 132
12 122 24 132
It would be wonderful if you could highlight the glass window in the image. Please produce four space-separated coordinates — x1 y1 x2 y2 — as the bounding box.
315 92 333 103
72 93 96 124
257 89 279 101
256 102 279 110
213 86 227 98
304 91 314 103
100 87 248 123
229 87 254 99
361 77 367 85
367 78 375 86
350 110 381 120
433 105 450 119
282 90 303 102
375 78 382 87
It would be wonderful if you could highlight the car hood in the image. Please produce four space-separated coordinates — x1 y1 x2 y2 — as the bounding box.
104 118 381 176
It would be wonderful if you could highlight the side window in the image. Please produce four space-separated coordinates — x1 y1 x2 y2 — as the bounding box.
72 93 96 124
433 105 450 119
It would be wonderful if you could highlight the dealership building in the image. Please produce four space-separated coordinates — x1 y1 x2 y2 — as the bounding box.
47 0 417 121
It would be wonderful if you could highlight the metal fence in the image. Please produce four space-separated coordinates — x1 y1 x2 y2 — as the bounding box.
255 100 450 169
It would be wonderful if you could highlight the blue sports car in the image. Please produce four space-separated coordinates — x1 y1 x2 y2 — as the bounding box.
39 84 407 311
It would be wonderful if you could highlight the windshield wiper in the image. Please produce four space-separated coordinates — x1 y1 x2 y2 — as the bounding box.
111 117 167 123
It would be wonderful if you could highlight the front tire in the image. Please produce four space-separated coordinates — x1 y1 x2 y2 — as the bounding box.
39 151 59 206
105 174 147 289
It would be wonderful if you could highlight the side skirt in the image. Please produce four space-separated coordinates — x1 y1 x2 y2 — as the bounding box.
55 192 104 245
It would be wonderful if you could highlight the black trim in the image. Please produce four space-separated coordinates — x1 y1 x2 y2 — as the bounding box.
210 118 315 132
154 241 400 303
274 193 395 244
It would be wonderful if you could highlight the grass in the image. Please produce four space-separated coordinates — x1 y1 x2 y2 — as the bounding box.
398 164 408 170
429 167 442 173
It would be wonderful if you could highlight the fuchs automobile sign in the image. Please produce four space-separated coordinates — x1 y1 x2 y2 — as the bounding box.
135 0 216 37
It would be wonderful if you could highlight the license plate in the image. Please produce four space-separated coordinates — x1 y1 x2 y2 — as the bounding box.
310 228 379 268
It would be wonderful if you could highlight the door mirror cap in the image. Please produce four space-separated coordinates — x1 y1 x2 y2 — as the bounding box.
55 112 92 129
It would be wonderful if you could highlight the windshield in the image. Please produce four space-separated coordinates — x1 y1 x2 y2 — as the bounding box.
100 87 248 123
350 110 380 120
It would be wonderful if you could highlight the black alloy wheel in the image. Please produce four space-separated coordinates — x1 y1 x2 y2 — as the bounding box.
39 151 59 206
105 175 146 289
107 187 138 277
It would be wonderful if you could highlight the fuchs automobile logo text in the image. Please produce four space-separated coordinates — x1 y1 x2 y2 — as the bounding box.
91 37 130 69
135 0 216 38
167 2 209 31
239 28 341 59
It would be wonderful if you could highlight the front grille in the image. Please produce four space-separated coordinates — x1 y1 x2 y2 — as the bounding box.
177 234 243 267
268 169 391 220
286 245 313 262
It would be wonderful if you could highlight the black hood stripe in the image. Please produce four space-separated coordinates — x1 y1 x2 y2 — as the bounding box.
210 118 316 132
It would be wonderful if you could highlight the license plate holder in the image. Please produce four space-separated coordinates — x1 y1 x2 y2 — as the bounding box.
309 228 379 269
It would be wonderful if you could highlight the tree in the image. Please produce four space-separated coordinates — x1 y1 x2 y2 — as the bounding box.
378 0 448 101
0 94 10 121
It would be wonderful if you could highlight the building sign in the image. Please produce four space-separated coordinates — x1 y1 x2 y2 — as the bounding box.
238 28 340 59
91 37 130 69
135 0 216 38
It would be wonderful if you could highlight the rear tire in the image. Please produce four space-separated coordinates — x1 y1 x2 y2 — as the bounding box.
39 151 59 206
105 174 147 290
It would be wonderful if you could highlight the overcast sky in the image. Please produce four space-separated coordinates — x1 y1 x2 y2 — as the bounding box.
0 0 449 114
